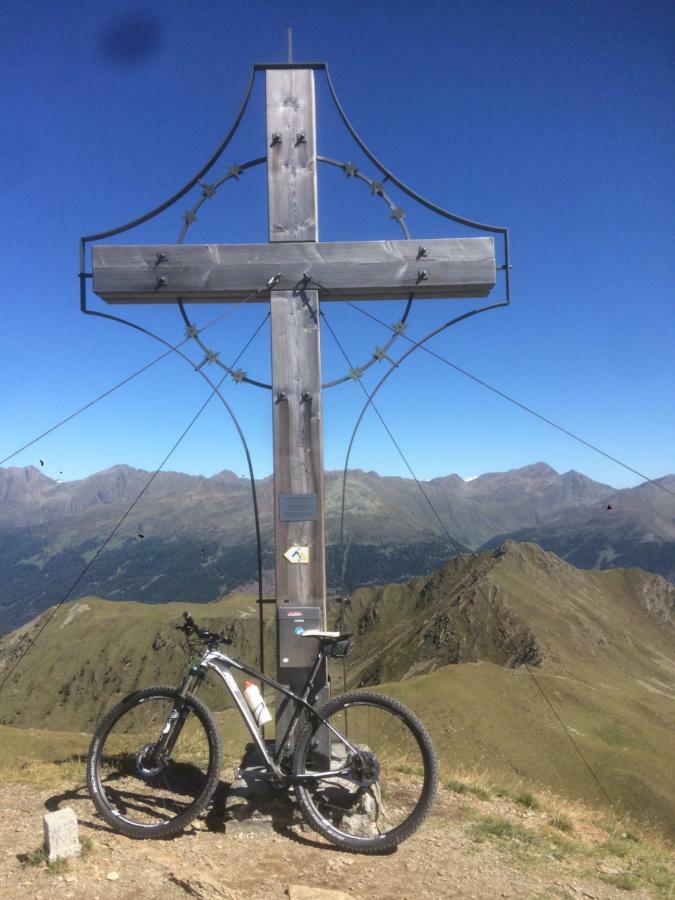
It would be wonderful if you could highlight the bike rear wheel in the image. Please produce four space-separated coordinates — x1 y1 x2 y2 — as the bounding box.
293 691 438 853
87 686 221 839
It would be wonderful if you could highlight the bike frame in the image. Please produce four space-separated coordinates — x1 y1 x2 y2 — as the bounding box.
177 644 361 781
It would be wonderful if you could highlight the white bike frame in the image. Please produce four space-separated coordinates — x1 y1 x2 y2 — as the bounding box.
195 647 361 781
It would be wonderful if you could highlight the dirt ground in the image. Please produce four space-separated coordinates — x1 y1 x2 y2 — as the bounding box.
0 780 664 900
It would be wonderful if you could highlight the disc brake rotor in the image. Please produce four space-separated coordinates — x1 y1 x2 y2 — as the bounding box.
351 751 380 788
135 743 165 779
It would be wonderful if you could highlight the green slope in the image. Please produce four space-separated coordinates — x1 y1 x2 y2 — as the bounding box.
0 593 276 731
335 542 675 834
0 542 673 834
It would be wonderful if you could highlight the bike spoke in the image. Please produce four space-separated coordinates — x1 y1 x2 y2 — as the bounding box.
297 698 434 844
93 695 214 830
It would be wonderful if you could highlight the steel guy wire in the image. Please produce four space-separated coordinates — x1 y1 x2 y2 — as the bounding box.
0 373 227 696
79 280 272 688
79 308 270 683
25 271 271 681
0 348 175 468
321 308 619 816
0 316 268 695
346 302 674 498
321 310 468 575
1 284 270 469
332 301 510 572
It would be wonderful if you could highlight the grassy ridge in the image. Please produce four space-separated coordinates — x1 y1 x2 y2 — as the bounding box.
0 542 673 835
388 662 674 837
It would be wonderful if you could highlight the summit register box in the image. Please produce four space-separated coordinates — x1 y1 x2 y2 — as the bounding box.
277 606 323 669
277 605 330 763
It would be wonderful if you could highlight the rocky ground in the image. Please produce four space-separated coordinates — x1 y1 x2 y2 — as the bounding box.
1 775 671 900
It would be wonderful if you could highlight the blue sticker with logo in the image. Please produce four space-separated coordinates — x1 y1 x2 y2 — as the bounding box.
294 626 305 635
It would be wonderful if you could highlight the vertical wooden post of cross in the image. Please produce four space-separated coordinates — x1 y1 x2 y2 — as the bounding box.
265 67 328 751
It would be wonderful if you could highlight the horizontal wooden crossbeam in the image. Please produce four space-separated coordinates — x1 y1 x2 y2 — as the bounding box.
92 238 496 303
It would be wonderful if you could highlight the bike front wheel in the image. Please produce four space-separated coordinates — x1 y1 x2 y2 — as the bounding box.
87 686 222 839
293 691 438 853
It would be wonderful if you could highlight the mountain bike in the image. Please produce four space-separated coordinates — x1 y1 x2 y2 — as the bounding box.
86 612 438 853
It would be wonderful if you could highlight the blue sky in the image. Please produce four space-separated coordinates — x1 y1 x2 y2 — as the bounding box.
1 0 673 488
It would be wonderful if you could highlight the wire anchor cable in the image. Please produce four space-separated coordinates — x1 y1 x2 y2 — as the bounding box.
346 302 673 497
0 315 269 695
2 280 272 469
321 307 619 818
0 377 224 695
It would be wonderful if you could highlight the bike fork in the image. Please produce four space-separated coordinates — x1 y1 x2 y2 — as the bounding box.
150 665 204 763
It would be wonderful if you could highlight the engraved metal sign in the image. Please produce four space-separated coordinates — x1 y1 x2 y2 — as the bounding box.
279 492 318 522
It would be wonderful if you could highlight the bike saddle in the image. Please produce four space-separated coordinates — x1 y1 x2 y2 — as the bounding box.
300 630 353 643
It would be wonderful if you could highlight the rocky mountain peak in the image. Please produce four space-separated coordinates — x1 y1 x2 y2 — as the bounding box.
516 462 558 477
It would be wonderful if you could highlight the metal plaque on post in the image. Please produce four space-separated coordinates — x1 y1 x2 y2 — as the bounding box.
279 493 318 522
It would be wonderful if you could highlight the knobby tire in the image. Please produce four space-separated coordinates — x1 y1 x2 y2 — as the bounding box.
87 686 222 839
292 691 438 853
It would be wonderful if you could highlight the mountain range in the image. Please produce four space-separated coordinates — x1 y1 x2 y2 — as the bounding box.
0 461 672 633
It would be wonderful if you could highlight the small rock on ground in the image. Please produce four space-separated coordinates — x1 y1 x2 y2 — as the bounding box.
43 807 81 862
288 887 352 900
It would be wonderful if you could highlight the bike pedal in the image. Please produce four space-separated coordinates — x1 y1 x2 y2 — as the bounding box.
233 766 243 780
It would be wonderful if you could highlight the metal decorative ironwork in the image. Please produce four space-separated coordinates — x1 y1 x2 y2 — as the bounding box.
79 62 512 681
175 154 415 390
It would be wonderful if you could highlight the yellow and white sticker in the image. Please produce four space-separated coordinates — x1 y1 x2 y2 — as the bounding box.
283 545 310 564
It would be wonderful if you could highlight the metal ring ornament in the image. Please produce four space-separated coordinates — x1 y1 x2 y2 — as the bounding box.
317 156 414 389
174 155 416 391
176 156 272 390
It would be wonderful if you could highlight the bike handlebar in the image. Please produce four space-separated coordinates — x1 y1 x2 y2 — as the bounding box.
176 611 233 646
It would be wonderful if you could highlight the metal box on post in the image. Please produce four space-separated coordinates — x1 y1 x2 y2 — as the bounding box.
277 606 330 761
278 606 323 668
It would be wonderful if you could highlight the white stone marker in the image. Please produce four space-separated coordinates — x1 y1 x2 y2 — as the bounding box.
43 807 81 861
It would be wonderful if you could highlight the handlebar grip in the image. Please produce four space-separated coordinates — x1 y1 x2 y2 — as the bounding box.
177 612 232 646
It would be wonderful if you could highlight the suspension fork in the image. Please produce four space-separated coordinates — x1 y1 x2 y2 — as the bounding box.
151 664 205 762
177 663 207 699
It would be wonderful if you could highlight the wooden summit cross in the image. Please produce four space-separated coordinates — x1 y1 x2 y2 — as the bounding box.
91 65 496 747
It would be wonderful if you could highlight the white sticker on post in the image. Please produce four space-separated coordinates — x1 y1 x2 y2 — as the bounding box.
283 545 310 564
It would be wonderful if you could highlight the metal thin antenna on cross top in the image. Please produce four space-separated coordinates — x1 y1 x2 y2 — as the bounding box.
287 27 293 63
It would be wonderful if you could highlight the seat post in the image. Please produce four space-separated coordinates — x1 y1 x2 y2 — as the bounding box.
300 644 326 702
